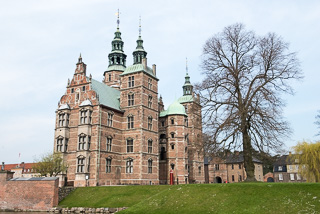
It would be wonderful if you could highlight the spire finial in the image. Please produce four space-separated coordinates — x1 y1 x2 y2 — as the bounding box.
78 53 82 63
186 57 188 75
139 15 141 37
116 9 120 29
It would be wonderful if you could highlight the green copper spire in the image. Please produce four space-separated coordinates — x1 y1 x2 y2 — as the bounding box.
183 58 193 96
107 9 127 71
133 16 147 64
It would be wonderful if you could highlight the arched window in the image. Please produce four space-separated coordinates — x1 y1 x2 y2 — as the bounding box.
171 118 174 125
171 132 175 138
126 159 133 173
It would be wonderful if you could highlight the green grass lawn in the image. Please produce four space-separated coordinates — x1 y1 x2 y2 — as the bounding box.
59 183 320 214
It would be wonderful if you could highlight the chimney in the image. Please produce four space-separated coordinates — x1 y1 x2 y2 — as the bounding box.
152 64 156 76
142 58 147 69
1 162 4 171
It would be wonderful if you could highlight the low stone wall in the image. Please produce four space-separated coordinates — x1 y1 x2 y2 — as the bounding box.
50 207 128 213
59 187 76 202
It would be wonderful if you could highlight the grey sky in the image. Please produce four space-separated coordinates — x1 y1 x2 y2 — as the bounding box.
1 0 320 163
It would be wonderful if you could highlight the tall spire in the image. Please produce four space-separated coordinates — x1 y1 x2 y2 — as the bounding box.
183 58 193 96
106 9 127 72
133 16 147 64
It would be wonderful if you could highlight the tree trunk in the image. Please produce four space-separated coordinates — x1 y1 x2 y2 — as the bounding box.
243 127 255 181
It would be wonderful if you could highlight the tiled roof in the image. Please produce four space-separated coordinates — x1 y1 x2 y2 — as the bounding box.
274 155 294 165
90 78 121 111
225 154 262 164
120 64 157 79
4 163 37 171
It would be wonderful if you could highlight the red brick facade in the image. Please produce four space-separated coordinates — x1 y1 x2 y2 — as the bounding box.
0 171 59 211
53 27 204 187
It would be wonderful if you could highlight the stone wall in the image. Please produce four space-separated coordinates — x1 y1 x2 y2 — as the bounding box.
0 171 59 211
59 187 76 202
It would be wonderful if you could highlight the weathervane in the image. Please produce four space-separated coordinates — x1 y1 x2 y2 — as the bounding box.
186 57 188 74
139 15 141 36
116 9 120 29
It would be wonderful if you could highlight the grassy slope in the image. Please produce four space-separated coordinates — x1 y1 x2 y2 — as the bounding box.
60 183 320 214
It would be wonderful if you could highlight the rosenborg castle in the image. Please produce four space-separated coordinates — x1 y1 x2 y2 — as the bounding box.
54 19 204 187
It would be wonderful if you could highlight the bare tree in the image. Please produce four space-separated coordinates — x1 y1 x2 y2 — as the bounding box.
196 23 302 181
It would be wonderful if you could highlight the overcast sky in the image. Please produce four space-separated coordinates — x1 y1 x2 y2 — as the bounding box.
1 0 320 164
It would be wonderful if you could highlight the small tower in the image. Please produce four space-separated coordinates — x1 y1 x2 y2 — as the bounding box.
104 9 127 88
183 58 193 96
133 17 147 64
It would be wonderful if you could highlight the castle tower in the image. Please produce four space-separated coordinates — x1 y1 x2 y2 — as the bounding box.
177 59 204 183
118 19 159 185
104 10 127 89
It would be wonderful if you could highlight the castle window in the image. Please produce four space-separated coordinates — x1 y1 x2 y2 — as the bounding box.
148 95 152 108
148 139 152 153
198 166 201 176
148 116 153 130
65 138 68 152
161 120 165 127
171 163 175 170
88 136 91 150
185 147 187 153
215 164 219 170
239 164 242 169
56 137 63 152
126 159 133 173
80 109 92 124
58 113 69 127
171 133 175 138
148 78 152 90
171 118 174 125
127 115 134 129
128 76 134 88
82 86 85 91
109 74 111 82
148 159 152 173
232 164 234 170
232 175 235 182
127 138 133 153
78 134 86 150
184 105 188 113
106 158 111 173
128 94 134 106
71 88 74 93
77 157 85 173
171 144 175 150
107 112 113 127
106 137 112 152
185 118 188 127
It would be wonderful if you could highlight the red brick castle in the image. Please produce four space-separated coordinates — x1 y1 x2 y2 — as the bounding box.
54 16 204 187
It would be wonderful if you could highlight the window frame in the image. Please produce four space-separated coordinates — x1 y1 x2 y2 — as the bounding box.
148 159 152 173
126 159 133 173
127 138 133 153
106 137 112 152
127 115 134 129
77 156 85 173
148 139 152 154
106 158 112 173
